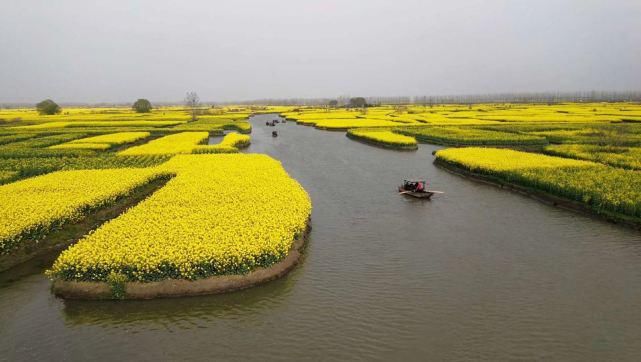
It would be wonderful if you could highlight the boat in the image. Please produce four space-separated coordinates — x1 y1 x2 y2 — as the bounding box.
398 179 443 199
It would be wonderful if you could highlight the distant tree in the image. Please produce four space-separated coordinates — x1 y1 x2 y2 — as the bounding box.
394 105 408 113
184 91 200 121
349 97 367 108
329 100 338 107
132 98 152 113
36 99 61 115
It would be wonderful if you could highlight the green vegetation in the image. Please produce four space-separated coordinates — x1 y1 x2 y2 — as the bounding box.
0 107 252 183
544 144 641 170
36 99 61 115
435 147 641 220
395 126 548 146
132 99 153 113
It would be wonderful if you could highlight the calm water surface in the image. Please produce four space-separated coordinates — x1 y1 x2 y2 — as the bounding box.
2 114 641 361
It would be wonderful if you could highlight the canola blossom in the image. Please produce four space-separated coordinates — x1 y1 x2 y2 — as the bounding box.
435 147 595 172
279 102 641 130
0 170 18 184
48 154 312 282
347 129 417 149
50 132 150 150
396 126 547 146
435 147 641 218
50 143 112 150
0 168 167 254
72 132 150 145
2 102 641 284
4 133 90 149
0 155 171 178
193 133 251 153
529 128 641 145
544 144 641 170
13 121 184 129
172 119 252 133
118 132 209 155
314 118 409 130
0 133 42 145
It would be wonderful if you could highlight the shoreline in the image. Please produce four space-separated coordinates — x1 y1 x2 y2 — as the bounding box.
51 222 311 300
434 158 641 230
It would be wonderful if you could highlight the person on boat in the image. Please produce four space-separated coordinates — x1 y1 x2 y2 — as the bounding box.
416 181 424 192
406 181 416 191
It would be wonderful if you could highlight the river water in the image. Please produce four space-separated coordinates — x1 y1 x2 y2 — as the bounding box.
2 114 641 361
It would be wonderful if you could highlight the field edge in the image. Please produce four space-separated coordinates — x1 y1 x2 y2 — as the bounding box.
51 220 312 300
433 158 641 230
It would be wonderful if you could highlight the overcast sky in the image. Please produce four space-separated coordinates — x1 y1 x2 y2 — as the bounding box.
1 0 640 103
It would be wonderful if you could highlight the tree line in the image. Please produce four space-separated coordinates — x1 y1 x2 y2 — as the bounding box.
11 90 641 113
30 92 202 121
221 91 641 106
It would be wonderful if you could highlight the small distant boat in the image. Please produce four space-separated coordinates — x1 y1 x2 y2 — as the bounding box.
398 180 443 199
272 131 278 137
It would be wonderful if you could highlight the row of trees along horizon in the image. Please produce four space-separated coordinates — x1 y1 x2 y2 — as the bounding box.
227 91 641 106
34 92 202 121
23 90 641 117
30 94 368 119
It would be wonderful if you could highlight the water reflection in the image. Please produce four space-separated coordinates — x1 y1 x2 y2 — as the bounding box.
61 273 297 328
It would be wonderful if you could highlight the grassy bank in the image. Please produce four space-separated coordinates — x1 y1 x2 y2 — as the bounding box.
434 147 641 225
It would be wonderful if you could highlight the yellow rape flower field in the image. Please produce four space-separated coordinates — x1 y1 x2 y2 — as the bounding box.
68 131 151 145
435 147 641 219
395 126 548 146
193 133 251 153
118 132 209 155
47 154 312 282
49 132 150 150
346 129 418 150
544 144 641 170
12 120 185 129
435 147 596 172
0 168 167 254
1 102 640 297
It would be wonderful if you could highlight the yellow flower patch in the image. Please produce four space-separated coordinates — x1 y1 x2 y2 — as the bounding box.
0 168 167 254
118 132 209 155
48 154 312 282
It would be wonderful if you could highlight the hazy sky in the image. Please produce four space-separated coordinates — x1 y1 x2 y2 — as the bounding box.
1 0 640 103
